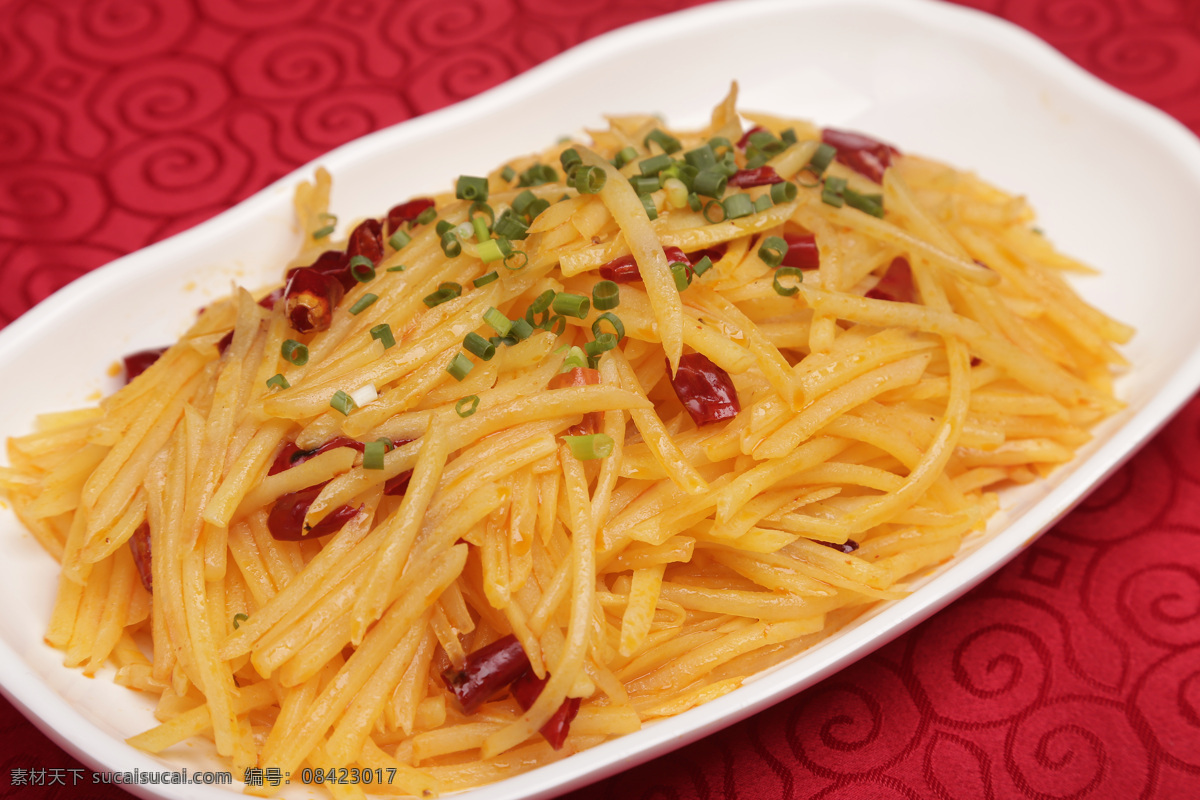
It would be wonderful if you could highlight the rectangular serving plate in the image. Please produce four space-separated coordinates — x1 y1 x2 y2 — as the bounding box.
2 1 1200 798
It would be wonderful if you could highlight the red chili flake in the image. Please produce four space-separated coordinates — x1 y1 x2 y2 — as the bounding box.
122 347 167 385
284 266 345 334
599 246 690 284
383 470 412 496
511 668 581 750
441 634 531 715
865 257 915 303
819 539 859 554
387 198 436 233
737 126 766 149
347 218 384 266
266 482 361 541
821 128 901 184
550 367 602 435
727 166 783 188
668 353 740 427
781 233 820 269
686 242 727 267
129 522 153 593
268 436 366 476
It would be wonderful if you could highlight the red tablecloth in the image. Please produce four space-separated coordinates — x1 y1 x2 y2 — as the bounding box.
1 0 1198 798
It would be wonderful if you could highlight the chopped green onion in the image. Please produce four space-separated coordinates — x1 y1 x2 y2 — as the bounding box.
560 148 582 176
781 128 798 145
693 255 714 276
573 165 607 194
530 289 556 314
545 314 566 335
773 266 803 296
388 230 412 250
694 169 727 198
592 280 620 311
708 136 733 156
441 232 462 258
639 193 658 220
348 255 375 282
822 175 847 208
463 331 495 361
684 144 717 170
723 193 754 219
758 236 789 267
661 162 698 191
423 281 462 308
363 439 387 469
613 146 638 168
330 390 356 416
552 292 590 319
563 433 614 460
629 175 661 194
670 262 690 292
592 311 625 342
349 293 378 315
703 200 726 223
747 130 777 151
525 198 550 219
500 165 516 182
807 142 837 176
771 181 798 204
447 352 473 381
386 264 406 272
474 271 499 288
455 395 480 418
512 189 538 216
472 215 491 244
753 194 773 213
560 345 587 372
688 192 702 211
281 339 308 366
436 219 455 236
664 177 689 209
716 151 739 177
493 210 529 240
639 154 673 176
232 613 249 629
370 323 395 349
644 128 681 154
516 163 558 187
585 332 618 356
484 307 512 336
312 224 336 239
510 317 533 341
415 206 437 226
477 237 512 263
266 373 290 390
456 175 489 202
844 188 885 218
503 249 528 271
489 334 517 348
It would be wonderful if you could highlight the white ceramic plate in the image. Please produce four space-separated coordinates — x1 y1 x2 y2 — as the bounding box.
4 0 1200 797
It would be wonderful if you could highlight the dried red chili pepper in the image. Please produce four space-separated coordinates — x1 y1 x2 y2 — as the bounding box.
819 539 860 554
728 166 783 188
441 634 531 715
550 367 602 435
599 246 690 284
292 249 356 292
511 668 582 750
386 197 435 233
122 347 167 384
668 353 740 427
686 242 727 267
781 232 820 270
268 436 365 476
129 522 153 593
347 218 384 266
865 257 915 303
284 266 345 334
216 330 235 355
266 482 361 541
257 286 285 310
821 128 901 185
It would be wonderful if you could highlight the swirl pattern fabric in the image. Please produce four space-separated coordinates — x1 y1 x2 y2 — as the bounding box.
1 1 1198 798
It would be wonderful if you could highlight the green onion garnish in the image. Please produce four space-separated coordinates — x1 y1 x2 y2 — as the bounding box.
436 219 455 236
456 175 489 202
661 162 698 191
688 192 702 211
477 238 511 263
232 613 248 629
822 175 847 208
807 143 837 176
592 280 620 311
330 390 356 416
483 307 512 337
455 395 480 418
472 214 491 244
415 206 437 226
493 210 529 240
753 194 773 213
716 151 739 177
510 317 534 341
348 255 375 283
563 433 614 460
312 213 337 240
709 136 733 156
500 165 516 182
552 292 590 319
370 323 395 349
363 439 387 470
723 193 754 219
573 165 607 194
670 262 690 292
388 230 412 250
517 163 558 187
613 146 638 168
684 144 717 170
630 176 661 195
525 198 550 219
758 236 789 268
644 129 681 154
266 373 290 390
844 188 884 218
386 264 406 272
592 311 625 342
423 282 463 308
693 255 714 276
585 332 617 356
530 289 556 314
703 200 726 223
349 293 378 315
771 181 798 204
281 339 308 366
773 266 803 296
512 189 537 216
781 128 798 145
503 249 528 272
441 232 462 258
639 154 673 176
545 315 566 335
560 148 582 176
694 169 727 198
474 271 499 288
639 194 658 220
560 345 587 372
463 331 496 361
447 352 473 381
